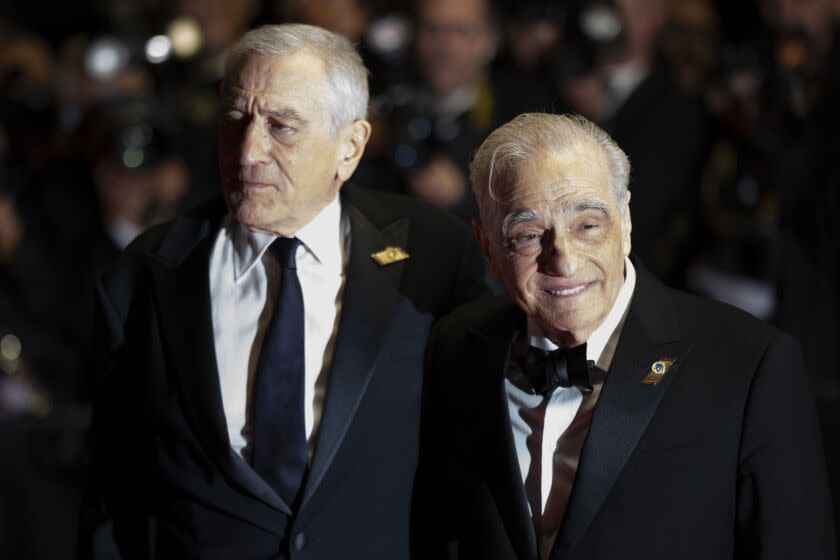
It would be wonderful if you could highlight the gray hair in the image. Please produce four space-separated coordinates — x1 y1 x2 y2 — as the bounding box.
469 113 630 221
224 24 369 131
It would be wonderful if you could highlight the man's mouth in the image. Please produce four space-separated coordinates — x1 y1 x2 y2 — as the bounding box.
241 181 274 189
543 283 591 297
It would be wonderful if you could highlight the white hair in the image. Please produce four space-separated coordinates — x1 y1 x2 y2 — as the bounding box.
469 113 631 221
224 24 369 131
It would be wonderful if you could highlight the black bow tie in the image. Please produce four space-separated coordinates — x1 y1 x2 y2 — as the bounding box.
519 343 594 397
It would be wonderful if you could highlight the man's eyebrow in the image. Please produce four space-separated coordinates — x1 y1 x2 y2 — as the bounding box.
500 198 612 237
219 86 308 126
571 198 611 219
501 209 539 239
219 101 309 127
266 108 308 126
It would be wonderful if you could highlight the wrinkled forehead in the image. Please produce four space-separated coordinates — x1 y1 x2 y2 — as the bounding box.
491 144 614 217
222 52 329 104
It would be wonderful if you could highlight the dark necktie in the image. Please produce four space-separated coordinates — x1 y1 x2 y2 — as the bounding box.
519 343 594 398
250 236 307 508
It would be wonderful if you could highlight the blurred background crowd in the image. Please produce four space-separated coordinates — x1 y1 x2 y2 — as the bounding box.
0 0 838 557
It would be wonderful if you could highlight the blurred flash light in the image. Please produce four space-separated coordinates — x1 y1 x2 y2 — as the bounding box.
581 5 623 42
408 117 432 141
168 18 203 58
122 148 145 169
367 15 411 55
146 35 172 63
85 37 129 80
394 145 418 168
1 334 22 362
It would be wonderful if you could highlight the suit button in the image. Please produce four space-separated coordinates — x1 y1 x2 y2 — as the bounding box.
294 532 306 551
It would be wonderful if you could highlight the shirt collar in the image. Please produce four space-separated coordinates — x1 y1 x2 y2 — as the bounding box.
527 256 637 367
231 195 344 282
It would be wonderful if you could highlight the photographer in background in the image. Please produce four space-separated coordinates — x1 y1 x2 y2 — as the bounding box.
757 0 840 537
661 0 840 542
554 0 712 281
361 0 499 221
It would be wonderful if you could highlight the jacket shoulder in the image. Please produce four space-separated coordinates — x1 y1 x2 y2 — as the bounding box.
430 295 519 355
435 295 516 331
669 287 779 347
98 197 224 323
110 196 225 271
344 185 487 309
343 184 471 239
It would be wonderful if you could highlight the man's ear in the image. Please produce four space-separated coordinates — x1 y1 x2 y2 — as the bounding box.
472 219 503 279
337 119 372 182
621 191 632 257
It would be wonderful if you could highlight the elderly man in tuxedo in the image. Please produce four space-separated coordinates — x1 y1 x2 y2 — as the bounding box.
417 113 835 559
83 24 485 559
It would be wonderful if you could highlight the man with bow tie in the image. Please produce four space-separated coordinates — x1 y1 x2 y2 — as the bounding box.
416 113 836 559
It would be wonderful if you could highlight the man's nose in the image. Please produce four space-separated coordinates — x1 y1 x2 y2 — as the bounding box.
240 120 271 166
539 232 580 277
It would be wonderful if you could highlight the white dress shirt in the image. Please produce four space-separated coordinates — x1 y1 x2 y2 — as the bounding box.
505 257 636 556
209 196 348 461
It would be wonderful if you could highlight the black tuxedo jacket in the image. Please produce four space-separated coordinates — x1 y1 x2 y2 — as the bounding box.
417 259 835 560
83 185 486 559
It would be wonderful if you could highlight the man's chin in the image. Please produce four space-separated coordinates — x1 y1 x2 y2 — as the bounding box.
231 203 279 230
533 305 604 346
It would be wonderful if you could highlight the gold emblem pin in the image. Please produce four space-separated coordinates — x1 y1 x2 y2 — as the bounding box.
641 358 675 385
371 246 410 266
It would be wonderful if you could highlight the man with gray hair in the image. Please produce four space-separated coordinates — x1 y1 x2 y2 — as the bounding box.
417 113 835 559
83 24 485 558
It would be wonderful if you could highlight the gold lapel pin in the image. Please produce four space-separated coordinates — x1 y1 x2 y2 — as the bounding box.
371 246 410 266
641 358 675 386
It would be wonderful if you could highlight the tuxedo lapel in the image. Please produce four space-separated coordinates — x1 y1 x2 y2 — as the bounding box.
472 301 539 560
149 210 292 517
301 202 409 505
552 261 692 554
151 216 230 462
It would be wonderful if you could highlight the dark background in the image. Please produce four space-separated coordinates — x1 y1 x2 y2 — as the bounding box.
1 0 838 557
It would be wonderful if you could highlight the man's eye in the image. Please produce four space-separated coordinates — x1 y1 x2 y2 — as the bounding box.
270 121 292 132
507 232 542 253
575 221 603 235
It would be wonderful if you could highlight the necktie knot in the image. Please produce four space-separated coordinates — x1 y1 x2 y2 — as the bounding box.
520 343 593 397
270 237 301 270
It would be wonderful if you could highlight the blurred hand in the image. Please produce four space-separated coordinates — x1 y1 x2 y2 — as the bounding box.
407 155 467 209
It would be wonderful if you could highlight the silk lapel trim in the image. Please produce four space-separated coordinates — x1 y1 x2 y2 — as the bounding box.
149 212 294 516
300 205 409 506
552 260 691 554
